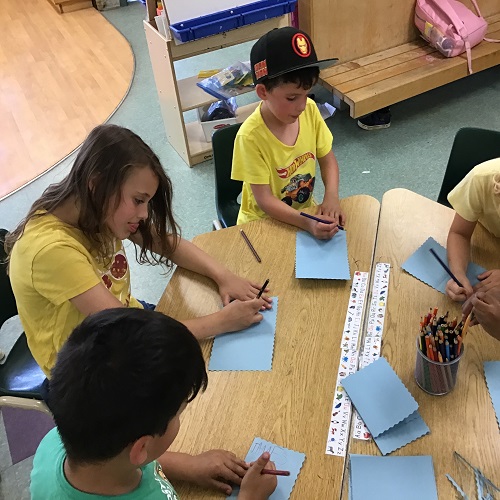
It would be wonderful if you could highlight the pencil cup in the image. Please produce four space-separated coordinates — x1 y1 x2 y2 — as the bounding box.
414 337 463 396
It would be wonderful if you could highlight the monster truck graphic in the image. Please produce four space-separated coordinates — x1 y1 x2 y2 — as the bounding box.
281 173 315 205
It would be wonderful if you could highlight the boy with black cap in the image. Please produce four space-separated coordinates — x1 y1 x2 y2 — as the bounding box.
231 27 344 240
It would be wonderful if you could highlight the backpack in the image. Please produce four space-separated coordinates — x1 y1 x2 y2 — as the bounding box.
415 0 499 74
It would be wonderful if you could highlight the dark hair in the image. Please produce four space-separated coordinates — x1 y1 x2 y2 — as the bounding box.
48 308 207 464
262 66 320 92
5 124 180 270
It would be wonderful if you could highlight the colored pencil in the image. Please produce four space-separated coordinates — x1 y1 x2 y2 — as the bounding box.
461 312 472 341
428 248 463 287
261 469 290 476
256 279 269 299
299 211 345 230
240 229 261 263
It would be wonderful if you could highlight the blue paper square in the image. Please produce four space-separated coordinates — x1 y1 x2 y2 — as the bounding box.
208 298 278 371
484 361 500 427
228 438 305 500
373 410 429 456
342 357 418 437
349 455 438 500
401 237 485 293
342 358 429 455
295 230 350 279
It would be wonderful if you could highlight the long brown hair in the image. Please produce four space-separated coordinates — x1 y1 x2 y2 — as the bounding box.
5 125 180 269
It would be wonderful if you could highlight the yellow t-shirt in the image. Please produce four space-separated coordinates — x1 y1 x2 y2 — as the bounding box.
231 98 333 224
447 158 500 237
9 213 142 376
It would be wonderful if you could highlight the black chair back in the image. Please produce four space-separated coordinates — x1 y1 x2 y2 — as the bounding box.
0 228 46 399
0 229 17 326
213 123 243 228
437 127 500 207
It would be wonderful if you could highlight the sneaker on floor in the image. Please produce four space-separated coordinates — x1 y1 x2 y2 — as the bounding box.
357 108 391 130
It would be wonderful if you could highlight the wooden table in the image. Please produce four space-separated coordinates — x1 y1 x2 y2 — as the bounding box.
342 189 500 498
157 195 380 499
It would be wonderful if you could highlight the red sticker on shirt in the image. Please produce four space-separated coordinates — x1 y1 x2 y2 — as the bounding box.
110 253 127 279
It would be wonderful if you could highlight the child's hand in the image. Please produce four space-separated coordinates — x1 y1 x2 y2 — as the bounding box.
189 450 248 495
469 289 500 341
445 276 473 302
216 270 272 308
318 197 346 226
304 215 339 240
461 296 478 325
219 298 267 333
473 269 500 293
238 452 277 500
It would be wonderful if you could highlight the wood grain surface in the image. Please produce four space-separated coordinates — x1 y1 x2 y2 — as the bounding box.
157 196 380 499
342 189 500 499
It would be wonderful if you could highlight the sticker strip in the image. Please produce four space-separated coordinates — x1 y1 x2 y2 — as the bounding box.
353 263 391 440
325 271 369 456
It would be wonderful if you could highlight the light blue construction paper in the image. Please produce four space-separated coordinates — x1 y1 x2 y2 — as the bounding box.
484 361 500 427
374 410 430 456
295 230 350 280
349 455 438 500
401 237 486 294
341 357 418 438
208 298 278 371
228 437 305 500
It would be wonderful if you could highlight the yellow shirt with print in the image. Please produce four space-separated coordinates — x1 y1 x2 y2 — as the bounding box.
231 98 333 225
9 213 142 376
448 158 500 237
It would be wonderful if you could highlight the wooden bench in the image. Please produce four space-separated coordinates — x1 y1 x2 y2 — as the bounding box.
319 13 500 118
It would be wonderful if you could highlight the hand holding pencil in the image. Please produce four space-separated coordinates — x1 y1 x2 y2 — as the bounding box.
299 212 340 240
217 270 272 308
465 286 500 342
239 452 277 500
445 275 474 302
427 248 473 302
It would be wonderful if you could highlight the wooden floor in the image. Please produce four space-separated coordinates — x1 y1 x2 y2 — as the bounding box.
0 0 134 199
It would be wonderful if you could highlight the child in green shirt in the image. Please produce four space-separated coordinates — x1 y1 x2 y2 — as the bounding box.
30 308 277 499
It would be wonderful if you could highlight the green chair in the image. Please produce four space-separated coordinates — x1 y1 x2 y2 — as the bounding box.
437 127 500 208
212 123 243 228
0 229 50 415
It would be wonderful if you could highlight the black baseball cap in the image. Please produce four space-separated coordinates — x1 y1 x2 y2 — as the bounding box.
250 26 338 84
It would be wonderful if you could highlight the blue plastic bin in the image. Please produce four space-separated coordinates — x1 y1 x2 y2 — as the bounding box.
169 0 297 43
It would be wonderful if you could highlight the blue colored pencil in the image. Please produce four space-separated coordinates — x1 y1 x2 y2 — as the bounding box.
428 248 463 288
299 212 345 230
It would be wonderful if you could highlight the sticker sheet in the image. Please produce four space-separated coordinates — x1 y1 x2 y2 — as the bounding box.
353 263 390 440
325 271 369 456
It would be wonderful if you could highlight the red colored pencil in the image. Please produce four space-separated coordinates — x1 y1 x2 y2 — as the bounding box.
261 469 290 476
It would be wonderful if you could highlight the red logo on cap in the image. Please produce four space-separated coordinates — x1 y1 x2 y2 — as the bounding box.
254 60 268 80
292 33 311 58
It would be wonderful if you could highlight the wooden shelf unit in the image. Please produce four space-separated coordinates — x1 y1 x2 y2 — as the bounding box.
144 6 289 166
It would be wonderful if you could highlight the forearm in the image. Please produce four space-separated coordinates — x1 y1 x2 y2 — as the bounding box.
447 231 471 277
169 237 228 285
181 313 227 339
258 196 311 231
157 451 194 483
319 151 340 199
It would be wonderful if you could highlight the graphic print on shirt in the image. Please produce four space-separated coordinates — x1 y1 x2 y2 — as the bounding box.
276 151 316 206
155 462 180 499
95 247 131 305
281 172 316 206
